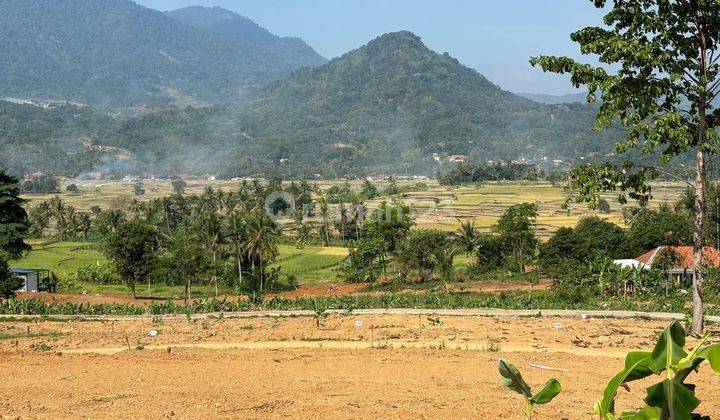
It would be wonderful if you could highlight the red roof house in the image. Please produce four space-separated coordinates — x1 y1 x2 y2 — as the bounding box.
631 246 720 283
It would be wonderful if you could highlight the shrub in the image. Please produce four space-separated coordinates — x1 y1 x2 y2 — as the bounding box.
596 198 611 213
474 234 506 271
71 263 122 285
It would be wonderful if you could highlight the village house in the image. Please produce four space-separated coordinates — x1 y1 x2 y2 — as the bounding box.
613 246 720 286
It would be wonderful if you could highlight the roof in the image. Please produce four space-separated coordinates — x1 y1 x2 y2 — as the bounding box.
10 268 42 274
635 246 720 270
612 259 648 270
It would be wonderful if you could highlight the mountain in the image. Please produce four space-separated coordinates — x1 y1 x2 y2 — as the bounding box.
227 31 619 176
0 0 322 108
0 31 624 178
165 6 326 69
518 92 589 104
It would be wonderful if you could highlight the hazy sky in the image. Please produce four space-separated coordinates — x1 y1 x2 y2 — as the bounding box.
135 0 606 95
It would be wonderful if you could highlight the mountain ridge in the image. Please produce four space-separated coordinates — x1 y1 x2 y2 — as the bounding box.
165 6 326 69
0 0 324 108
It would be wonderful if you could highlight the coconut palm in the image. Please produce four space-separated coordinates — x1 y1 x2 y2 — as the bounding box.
454 219 479 257
243 211 280 293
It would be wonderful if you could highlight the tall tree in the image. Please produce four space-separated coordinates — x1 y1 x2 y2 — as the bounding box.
0 169 30 258
531 0 720 334
104 221 158 298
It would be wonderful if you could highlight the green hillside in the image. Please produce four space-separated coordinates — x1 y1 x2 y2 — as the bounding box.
0 0 320 107
0 30 626 178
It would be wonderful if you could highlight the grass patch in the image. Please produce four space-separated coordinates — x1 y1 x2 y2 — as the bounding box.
0 331 68 340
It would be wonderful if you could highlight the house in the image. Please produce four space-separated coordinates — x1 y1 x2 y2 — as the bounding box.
447 154 467 163
10 268 50 293
615 246 720 285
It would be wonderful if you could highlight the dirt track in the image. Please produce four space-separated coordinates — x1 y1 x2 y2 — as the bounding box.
1 315 719 419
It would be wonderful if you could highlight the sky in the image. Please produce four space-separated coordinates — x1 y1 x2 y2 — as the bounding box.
135 0 606 95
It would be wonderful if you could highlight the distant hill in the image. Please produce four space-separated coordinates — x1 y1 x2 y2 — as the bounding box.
165 6 326 69
229 31 620 176
0 0 323 108
517 92 589 104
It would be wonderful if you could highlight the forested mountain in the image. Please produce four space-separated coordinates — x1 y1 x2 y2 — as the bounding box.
165 6 326 69
0 101 115 175
0 30 625 178
0 0 322 108
230 31 620 176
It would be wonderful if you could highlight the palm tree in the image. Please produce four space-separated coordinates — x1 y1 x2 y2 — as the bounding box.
128 199 144 220
193 211 225 297
243 212 280 293
436 244 458 283
227 210 248 288
76 213 92 240
455 219 478 257
319 197 331 246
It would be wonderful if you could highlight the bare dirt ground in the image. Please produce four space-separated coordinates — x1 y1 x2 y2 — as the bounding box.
1 315 719 419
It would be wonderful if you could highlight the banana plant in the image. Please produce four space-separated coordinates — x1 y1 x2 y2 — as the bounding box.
498 358 561 419
594 321 720 419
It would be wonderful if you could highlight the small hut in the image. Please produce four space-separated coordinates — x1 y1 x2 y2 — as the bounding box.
10 268 50 293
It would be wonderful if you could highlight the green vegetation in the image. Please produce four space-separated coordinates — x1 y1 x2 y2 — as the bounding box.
532 0 720 334
104 221 159 298
0 284 711 316
594 321 720 419
439 163 544 185
498 358 561 419
0 1 323 108
0 258 22 299
1 28 626 178
0 169 30 258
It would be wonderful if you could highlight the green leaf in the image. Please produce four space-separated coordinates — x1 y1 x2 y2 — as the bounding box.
694 344 720 374
645 379 699 420
498 358 532 398
595 352 653 418
650 321 687 374
620 406 660 420
530 379 561 405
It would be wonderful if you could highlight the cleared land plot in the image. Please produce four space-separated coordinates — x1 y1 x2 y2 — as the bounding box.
0 315 718 418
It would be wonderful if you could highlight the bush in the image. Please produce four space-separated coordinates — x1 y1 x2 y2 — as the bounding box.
596 198 611 213
574 216 627 259
475 234 506 271
394 229 447 282
71 263 122 285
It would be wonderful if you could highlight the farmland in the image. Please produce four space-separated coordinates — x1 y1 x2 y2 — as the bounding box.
23 179 687 238
12 180 687 298
0 313 718 418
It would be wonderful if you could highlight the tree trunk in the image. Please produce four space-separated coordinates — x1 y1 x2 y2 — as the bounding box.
259 255 264 292
691 144 706 335
236 240 243 286
212 249 218 297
